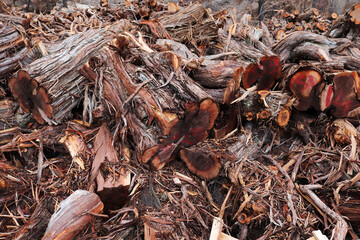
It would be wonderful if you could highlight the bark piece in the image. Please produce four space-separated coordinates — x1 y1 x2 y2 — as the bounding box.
43 190 103 240
60 131 88 169
180 145 221 180
91 124 125 191
241 56 281 90
326 119 359 147
8 70 53 124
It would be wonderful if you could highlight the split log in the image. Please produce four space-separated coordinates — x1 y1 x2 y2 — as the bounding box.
159 3 218 43
43 190 104 240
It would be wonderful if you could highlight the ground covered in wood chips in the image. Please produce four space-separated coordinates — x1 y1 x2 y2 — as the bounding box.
0 0 360 239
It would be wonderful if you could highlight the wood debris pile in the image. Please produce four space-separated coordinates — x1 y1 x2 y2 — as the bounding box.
0 0 360 239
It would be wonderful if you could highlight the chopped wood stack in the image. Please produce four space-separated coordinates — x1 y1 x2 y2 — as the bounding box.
0 0 360 239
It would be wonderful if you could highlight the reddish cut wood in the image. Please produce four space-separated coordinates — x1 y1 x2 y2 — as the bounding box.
242 56 281 90
289 69 322 111
330 71 360 118
180 146 221 180
8 70 53 124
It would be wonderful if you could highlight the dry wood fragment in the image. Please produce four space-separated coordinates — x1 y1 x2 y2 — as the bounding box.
60 132 88 169
43 190 104 240
167 2 178 13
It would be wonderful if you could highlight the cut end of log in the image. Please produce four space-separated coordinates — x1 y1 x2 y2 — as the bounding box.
199 99 219 130
180 147 221 180
8 70 53 124
277 108 290 127
142 99 219 169
167 2 179 13
331 71 360 118
242 56 282 90
289 69 322 111
257 110 271 120
275 29 286 41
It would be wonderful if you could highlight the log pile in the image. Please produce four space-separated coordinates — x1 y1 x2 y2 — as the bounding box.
0 0 360 239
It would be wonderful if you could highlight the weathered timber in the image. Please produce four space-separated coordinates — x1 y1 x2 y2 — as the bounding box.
19 27 119 124
0 22 29 77
159 3 218 43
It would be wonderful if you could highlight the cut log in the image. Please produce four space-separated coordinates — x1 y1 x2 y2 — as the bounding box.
180 145 221 180
142 99 219 169
42 190 104 240
167 2 179 13
289 69 322 111
275 29 287 41
241 56 282 90
330 71 360 118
